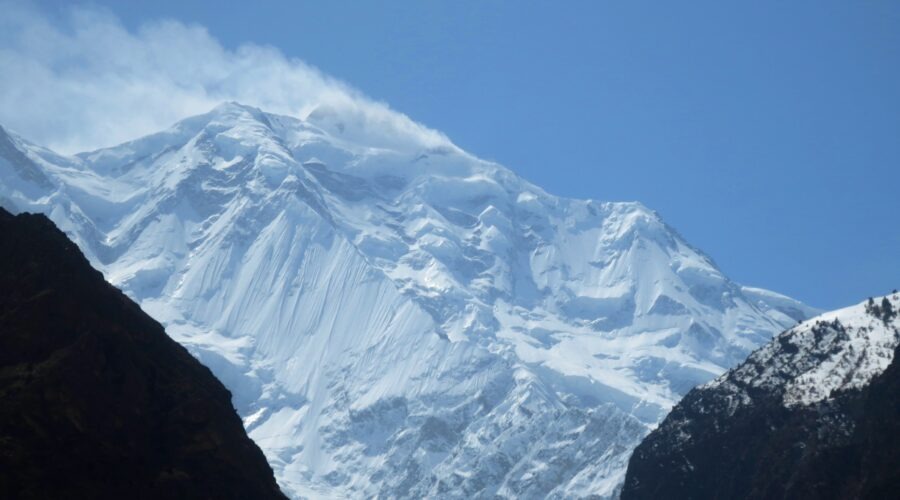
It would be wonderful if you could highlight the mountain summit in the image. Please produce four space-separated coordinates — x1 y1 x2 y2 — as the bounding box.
0 103 816 498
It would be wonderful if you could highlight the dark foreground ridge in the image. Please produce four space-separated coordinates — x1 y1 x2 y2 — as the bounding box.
0 208 285 499
621 295 900 500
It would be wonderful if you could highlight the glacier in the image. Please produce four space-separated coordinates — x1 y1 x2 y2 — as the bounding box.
0 102 818 498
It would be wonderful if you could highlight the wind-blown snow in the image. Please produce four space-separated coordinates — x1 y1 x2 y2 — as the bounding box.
0 104 816 498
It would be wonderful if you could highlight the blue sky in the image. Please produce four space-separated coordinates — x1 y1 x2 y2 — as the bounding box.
16 1 900 309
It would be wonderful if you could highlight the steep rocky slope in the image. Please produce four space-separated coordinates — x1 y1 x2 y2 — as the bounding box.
0 208 285 499
622 294 900 499
0 104 817 498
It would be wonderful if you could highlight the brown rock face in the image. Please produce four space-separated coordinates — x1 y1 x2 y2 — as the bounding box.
0 209 286 500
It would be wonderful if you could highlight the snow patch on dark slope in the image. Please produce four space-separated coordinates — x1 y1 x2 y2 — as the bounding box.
0 103 817 498
622 293 900 500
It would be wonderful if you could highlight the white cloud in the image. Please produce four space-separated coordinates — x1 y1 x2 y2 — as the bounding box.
0 3 450 154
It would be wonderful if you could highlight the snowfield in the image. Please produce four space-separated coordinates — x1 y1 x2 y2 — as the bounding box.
0 103 817 498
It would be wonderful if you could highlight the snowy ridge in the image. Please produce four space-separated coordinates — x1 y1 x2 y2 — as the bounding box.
0 103 815 498
622 293 900 499
706 293 899 409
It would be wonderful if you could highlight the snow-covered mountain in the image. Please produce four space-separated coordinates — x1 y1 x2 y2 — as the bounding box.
622 293 900 499
0 102 817 498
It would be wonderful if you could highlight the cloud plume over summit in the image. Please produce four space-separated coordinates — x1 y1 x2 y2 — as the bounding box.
0 3 448 154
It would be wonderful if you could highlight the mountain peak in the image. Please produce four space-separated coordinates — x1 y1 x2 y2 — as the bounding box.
205 101 274 128
0 104 818 498
211 100 264 114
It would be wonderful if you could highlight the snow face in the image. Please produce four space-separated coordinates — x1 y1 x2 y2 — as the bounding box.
0 104 815 498
706 293 900 409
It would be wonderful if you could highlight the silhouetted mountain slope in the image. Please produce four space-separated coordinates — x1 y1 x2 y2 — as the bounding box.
622 294 900 500
0 208 285 499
